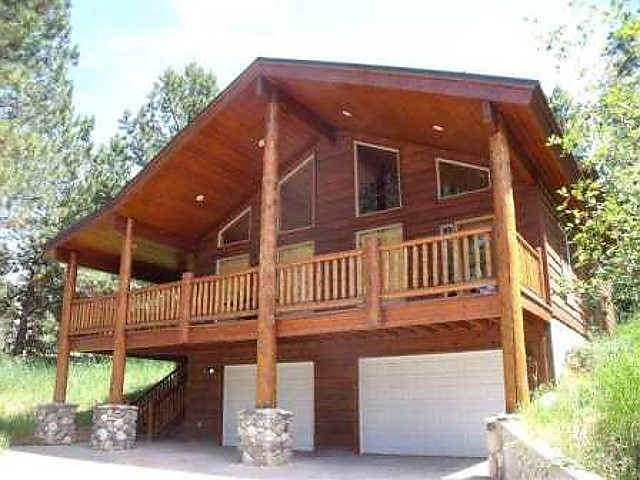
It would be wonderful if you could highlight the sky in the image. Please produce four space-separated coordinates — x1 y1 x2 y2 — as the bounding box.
69 0 587 143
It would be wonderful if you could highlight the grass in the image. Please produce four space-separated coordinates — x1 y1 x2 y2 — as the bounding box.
523 316 640 479
0 354 174 448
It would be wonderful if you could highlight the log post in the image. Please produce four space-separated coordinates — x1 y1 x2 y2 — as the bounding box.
109 217 134 404
256 88 280 409
180 272 194 343
53 252 78 403
364 237 382 328
486 104 529 412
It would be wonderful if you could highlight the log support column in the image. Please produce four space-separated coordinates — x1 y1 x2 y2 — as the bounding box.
92 217 138 451
34 252 79 445
485 103 529 412
237 83 292 467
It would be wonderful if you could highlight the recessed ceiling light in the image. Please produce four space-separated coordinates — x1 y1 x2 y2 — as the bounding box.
194 194 206 205
432 125 445 132
257 138 265 148
341 109 353 117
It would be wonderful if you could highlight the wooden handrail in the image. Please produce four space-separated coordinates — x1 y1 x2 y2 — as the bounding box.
65 229 552 338
132 364 185 438
377 229 495 299
516 235 544 298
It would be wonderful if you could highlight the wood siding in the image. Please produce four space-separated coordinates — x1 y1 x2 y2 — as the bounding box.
194 131 540 274
179 318 546 448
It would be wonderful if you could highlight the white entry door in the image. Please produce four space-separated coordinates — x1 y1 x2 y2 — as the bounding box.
359 350 504 457
222 362 314 451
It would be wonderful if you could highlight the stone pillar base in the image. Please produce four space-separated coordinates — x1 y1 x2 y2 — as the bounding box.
35 403 77 445
238 408 293 466
91 404 138 451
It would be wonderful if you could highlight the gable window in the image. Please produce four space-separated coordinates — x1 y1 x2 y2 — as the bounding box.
355 142 401 216
217 207 251 247
279 155 315 232
436 158 490 199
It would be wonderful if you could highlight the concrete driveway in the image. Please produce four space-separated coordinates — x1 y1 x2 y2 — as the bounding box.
2 441 488 480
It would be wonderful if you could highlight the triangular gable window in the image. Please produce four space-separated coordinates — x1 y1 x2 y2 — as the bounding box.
436 158 490 199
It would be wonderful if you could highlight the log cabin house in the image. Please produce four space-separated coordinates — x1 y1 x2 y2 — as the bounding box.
44 58 587 458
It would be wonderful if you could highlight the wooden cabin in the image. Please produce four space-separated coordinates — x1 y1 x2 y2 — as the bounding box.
45 58 587 458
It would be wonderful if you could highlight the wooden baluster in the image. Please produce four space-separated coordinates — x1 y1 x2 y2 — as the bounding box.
331 259 340 300
356 254 364 297
348 256 356 298
323 261 330 301
412 245 419 289
239 274 246 311
293 265 299 304
422 243 429 288
442 239 449 284
340 258 347 299
403 246 409 291
485 233 493 277
432 241 439 286
315 262 322 301
180 273 193 342
463 236 470 282
474 235 482 279
453 237 461 284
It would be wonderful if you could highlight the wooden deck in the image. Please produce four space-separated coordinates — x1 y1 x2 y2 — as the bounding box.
68 228 547 352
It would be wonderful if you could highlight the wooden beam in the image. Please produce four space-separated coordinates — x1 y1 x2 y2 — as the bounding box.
257 77 336 143
255 89 280 409
53 252 78 403
109 217 134 404
487 103 530 412
114 215 194 252
483 101 536 184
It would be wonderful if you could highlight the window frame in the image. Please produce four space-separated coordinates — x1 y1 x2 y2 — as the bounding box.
217 206 252 248
435 157 491 201
278 154 316 234
353 140 403 218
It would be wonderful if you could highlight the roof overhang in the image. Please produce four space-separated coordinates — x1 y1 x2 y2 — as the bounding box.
45 57 578 281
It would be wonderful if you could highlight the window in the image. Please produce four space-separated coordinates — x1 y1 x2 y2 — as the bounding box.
436 158 490 199
217 253 250 275
277 241 315 264
217 207 251 247
279 155 315 232
355 142 401 216
356 224 404 293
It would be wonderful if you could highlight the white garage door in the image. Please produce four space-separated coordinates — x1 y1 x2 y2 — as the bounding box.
223 362 314 451
359 350 504 457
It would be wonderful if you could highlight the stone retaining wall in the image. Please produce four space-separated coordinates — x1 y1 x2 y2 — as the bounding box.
487 415 602 480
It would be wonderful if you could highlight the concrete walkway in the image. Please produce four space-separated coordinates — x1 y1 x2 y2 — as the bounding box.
2 441 488 479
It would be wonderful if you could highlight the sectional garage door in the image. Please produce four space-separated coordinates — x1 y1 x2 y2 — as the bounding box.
222 362 314 451
359 350 504 457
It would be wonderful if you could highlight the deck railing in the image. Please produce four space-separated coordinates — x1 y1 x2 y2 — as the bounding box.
68 229 545 336
379 228 495 299
516 233 545 298
128 281 182 330
190 268 259 323
276 249 364 312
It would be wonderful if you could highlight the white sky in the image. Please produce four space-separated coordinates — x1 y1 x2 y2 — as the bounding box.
70 0 589 143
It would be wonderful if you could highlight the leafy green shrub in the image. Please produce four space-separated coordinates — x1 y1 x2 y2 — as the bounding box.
524 317 640 479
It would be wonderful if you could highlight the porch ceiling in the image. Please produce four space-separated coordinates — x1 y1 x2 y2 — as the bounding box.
45 57 577 281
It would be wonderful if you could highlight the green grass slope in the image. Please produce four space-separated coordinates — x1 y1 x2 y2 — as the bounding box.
0 355 173 448
523 317 640 480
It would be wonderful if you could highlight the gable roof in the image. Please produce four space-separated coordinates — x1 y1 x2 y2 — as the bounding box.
45 57 577 281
